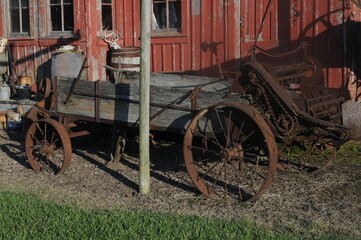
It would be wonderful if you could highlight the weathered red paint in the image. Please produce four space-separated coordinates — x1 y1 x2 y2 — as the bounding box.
0 0 359 99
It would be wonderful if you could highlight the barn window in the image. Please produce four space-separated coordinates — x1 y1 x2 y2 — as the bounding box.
49 0 74 32
101 0 113 30
152 0 182 32
9 0 30 34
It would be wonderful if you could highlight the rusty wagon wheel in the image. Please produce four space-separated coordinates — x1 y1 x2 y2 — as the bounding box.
38 77 52 99
25 118 72 175
278 137 339 174
183 102 278 202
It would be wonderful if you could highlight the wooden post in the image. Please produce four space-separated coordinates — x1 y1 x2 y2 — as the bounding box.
139 0 151 194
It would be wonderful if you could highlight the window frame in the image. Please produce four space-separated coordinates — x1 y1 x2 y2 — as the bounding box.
9 0 30 35
6 0 33 38
48 0 75 35
151 0 187 38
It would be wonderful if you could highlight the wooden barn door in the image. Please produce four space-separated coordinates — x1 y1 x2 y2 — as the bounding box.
240 0 279 59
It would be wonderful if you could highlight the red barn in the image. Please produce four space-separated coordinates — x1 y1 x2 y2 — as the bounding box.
0 0 360 98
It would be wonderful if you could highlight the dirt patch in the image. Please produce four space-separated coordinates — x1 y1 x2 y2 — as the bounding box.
0 130 360 238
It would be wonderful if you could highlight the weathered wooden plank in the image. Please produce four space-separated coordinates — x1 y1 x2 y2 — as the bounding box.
56 73 232 131
57 78 230 108
58 72 232 93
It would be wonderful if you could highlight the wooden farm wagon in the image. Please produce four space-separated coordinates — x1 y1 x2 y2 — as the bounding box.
24 43 354 202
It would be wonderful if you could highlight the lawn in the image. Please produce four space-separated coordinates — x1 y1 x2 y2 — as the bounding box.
0 191 344 240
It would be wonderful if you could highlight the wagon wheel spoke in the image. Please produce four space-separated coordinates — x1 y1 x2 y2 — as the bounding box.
211 162 227 194
196 160 222 180
30 133 42 146
51 151 65 171
187 144 219 155
227 160 244 199
224 161 228 197
44 122 48 142
226 110 232 147
50 131 56 145
238 157 266 180
198 115 224 148
45 154 53 172
214 108 228 141
234 120 245 143
191 129 223 150
237 145 260 154
35 123 45 140
238 130 255 145
30 144 42 150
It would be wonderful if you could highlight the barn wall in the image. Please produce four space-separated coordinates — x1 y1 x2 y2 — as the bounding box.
0 0 360 98
101 0 241 77
240 0 279 56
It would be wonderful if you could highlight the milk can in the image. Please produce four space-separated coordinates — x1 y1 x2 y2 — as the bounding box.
0 86 10 100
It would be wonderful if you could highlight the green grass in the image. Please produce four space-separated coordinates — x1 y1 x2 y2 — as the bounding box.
0 191 341 240
338 142 361 164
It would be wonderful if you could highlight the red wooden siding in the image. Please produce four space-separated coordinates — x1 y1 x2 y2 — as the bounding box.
240 0 279 58
88 0 240 79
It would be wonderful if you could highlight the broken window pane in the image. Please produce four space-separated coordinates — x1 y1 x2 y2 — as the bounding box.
102 6 112 30
153 2 166 29
101 0 113 30
153 0 181 32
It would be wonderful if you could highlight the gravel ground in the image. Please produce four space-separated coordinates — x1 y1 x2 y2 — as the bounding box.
0 130 360 238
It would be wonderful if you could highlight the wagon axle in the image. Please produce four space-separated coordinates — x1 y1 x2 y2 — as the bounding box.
38 143 56 155
218 144 243 162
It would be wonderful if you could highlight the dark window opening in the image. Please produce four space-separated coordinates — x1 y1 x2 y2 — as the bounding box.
9 0 30 33
153 0 181 32
102 0 113 30
50 0 74 32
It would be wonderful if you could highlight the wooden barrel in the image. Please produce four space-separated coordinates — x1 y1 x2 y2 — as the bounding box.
111 47 140 82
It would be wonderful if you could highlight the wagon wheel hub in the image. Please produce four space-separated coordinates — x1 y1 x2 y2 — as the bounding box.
219 144 243 161
219 150 230 161
39 144 55 155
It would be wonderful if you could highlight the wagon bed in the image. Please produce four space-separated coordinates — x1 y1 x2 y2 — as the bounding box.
55 73 232 132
